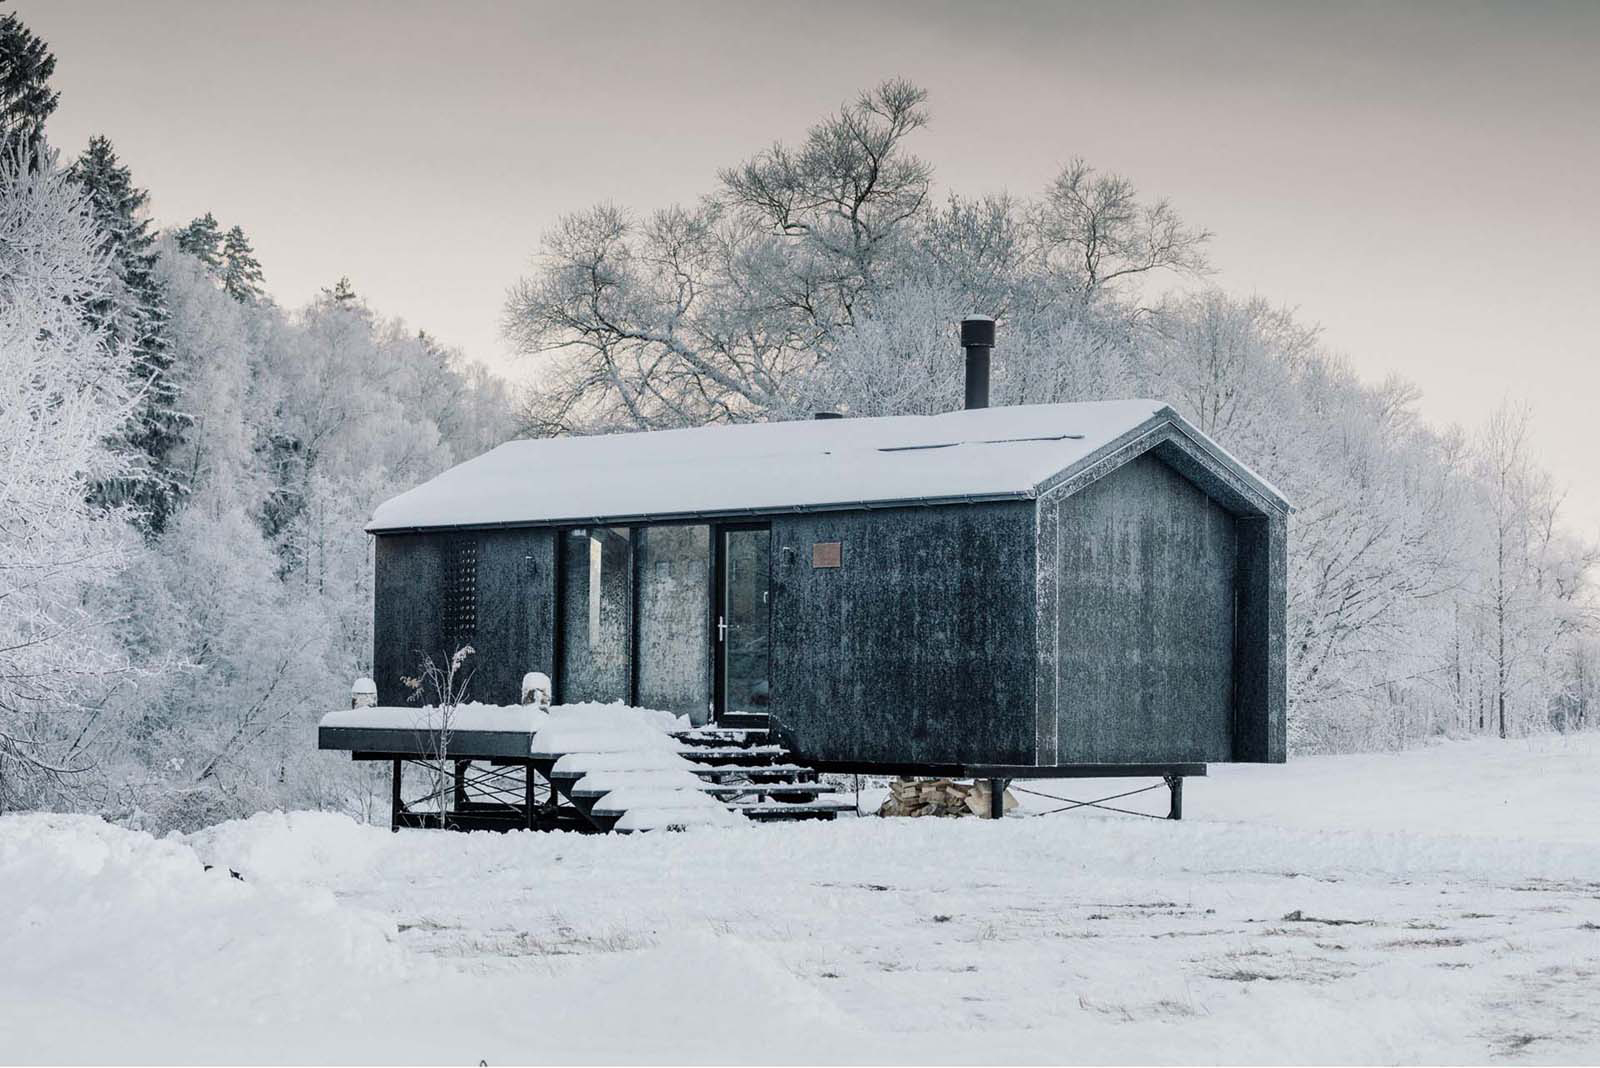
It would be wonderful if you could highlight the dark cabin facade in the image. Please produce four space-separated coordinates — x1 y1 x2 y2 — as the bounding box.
363 342 1289 776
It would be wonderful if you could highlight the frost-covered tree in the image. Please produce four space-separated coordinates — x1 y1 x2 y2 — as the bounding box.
0 12 57 160
0 8 520 823
506 79 1598 754
70 135 188 533
220 224 264 303
108 502 344 829
173 212 223 271
1461 404 1600 739
505 81 1206 436
153 235 260 502
506 79 935 432
0 146 137 809
324 275 357 303
107 242 515 827
1036 158 1211 297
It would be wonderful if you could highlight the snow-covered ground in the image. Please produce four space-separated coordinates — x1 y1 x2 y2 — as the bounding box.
4 736 1599 1065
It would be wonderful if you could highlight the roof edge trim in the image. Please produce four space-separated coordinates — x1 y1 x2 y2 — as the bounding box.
364 488 1037 535
1032 406 1292 516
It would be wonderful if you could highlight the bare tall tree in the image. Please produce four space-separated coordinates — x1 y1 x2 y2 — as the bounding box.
504 80 935 433
1037 158 1212 296
1478 405 1534 739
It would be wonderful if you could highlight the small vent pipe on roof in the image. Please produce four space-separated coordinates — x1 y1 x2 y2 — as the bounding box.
961 315 994 410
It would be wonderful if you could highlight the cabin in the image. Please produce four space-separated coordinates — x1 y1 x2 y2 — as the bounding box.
343 319 1288 817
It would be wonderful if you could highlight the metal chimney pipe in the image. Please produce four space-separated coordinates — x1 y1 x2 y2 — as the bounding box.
961 315 994 409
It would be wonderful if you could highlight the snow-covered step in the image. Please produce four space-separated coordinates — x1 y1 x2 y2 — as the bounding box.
738 797 858 818
612 807 742 833
590 788 731 818
677 744 790 762
521 704 845 829
532 726 681 759
567 768 711 799
549 750 694 776
698 781 835 798
673 727 769 745
689 763 818 780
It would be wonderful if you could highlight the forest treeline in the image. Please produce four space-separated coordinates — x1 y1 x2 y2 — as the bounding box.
0 14 1593 828
0 14 512 823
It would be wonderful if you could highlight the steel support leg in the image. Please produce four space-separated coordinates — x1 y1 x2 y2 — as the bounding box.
1165 775 1183 820
525 762 537 830
988 777 1008 820
390 758 402 832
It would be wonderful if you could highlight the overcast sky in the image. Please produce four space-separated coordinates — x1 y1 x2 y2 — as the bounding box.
21 0 1600 534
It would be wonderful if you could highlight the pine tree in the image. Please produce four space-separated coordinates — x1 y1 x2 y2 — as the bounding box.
0 12 58 160
69 135 189 534
173 212 223 271
221 224 264 303
324 275 358 303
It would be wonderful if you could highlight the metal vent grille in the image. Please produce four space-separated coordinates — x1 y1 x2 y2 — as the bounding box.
443 537 478 650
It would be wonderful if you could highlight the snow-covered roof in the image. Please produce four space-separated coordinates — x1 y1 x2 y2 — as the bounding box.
367 399 1287 532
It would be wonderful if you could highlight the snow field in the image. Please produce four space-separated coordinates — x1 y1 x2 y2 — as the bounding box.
2 735 1598 1064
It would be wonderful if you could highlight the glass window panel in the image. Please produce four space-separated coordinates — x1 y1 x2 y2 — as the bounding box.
559 526 632 704
636 525 712 723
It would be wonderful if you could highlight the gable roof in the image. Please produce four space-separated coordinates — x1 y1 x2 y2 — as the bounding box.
366 399 1289 533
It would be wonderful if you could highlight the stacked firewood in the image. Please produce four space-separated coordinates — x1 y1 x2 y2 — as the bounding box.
878 777 1018 819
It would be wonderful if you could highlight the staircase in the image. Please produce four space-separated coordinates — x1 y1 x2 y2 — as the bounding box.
530 711 857 832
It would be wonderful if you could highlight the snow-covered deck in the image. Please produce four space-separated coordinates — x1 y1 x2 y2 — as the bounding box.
317 700 683 760
317 701 849 830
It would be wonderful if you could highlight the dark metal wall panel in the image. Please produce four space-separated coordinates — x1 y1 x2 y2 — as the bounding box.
1046 452 1238 763
1034 491 1059 766
473 528 557 705
769 502 1037 766
372 534 445 706
1232 513 1288 762
372 529 556 708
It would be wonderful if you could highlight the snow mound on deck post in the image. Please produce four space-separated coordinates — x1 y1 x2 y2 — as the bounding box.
521 671 552 708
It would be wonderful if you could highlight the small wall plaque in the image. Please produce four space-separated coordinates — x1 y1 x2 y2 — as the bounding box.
812 541 842 568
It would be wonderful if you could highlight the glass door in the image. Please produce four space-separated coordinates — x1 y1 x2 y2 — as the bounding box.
715 525 771 719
